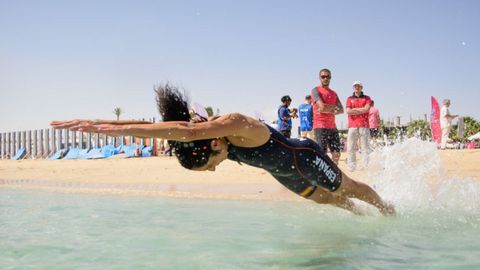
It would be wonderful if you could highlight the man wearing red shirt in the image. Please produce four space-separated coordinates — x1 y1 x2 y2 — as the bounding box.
346 81 371 171
311 68 344 164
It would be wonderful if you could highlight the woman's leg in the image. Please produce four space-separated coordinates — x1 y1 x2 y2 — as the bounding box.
307 187 364 215
332 173 395 216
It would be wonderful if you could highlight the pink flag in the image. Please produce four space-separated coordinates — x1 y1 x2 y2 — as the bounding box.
430 96 441 144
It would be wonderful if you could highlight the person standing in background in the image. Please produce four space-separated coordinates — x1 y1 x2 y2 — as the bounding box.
298 95 314 139
311 68 344 164
346 81 371 171
277 95 298 138
368 100 380 144
440 99 458 150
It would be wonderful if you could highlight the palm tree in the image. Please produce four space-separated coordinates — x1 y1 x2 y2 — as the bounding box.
406 120 431 140
463 116 480 138
113 107 123 120
205 106 214 117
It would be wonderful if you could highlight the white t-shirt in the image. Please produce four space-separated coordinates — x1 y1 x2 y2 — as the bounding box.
440 105 451 128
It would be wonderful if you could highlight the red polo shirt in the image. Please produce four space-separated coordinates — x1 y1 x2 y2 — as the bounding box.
346 93 371 128
311 86 338 129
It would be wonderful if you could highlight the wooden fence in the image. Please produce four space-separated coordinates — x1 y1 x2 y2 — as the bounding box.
0 119 158 160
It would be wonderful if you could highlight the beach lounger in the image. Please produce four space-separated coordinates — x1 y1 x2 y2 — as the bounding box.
11 148 27 160
141 146 153 157
101 145 118 158
85 148 103 159
124 144 143 158
77 149 91 159
49 149 69 160
85 145 119 159
63 148 81 160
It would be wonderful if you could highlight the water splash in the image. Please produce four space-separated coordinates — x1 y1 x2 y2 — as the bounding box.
366 138 480 220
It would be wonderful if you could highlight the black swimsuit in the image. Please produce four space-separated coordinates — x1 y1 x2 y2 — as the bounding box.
227 125 342 197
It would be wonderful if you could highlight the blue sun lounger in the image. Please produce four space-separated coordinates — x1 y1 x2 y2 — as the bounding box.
63 148 81 160
85 145 119 159
141 146 153 157
85 148 103 159
77 149 91 159
49 149 69 160
123 144 145 158
11 148 27 160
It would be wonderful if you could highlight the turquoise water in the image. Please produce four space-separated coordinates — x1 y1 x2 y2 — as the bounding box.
2 139 480 269
1 188 480 270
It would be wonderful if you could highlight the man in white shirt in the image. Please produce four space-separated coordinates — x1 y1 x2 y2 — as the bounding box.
440 99 458 149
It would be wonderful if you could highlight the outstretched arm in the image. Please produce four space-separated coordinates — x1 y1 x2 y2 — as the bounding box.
51 113 270 147
50 119 152 129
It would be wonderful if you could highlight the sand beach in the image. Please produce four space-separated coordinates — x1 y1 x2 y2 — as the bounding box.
1 149 478 201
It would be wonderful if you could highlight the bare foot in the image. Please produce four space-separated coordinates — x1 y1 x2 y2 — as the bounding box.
380 203 396 216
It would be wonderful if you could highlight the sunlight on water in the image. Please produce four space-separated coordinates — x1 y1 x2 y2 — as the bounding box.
1 139 480 269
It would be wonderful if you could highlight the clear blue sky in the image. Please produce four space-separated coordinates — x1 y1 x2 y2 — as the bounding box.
1 0 479 132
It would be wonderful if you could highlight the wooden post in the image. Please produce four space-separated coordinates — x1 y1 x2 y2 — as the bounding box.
57 129 62 150
72 131 77 148
64 129 69 149
12 132 16 157
87 133 92 149
6 133 9 158
39 129 44 157
17 132 21 151
45 129 50 157
2 133 5 159
95 133 100 148
4 132 7 159
21 131 26 150
103 134 108 147
3 132 6 159
27 131 32 158
51 128 56 154
32 130 38 158
11 132 17 157
4 132 8 159
10 132 14 158
14 132 17 156
2 133 6 159
5 133 9 158
78 132 83 149
13 132 17 155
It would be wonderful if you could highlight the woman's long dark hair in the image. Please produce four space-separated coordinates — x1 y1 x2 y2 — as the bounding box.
155 83 218 169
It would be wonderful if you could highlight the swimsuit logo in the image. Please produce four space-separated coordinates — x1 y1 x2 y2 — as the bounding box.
315 156 337 183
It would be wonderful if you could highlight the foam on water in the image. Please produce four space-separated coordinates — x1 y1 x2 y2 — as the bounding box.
367 138 480 221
